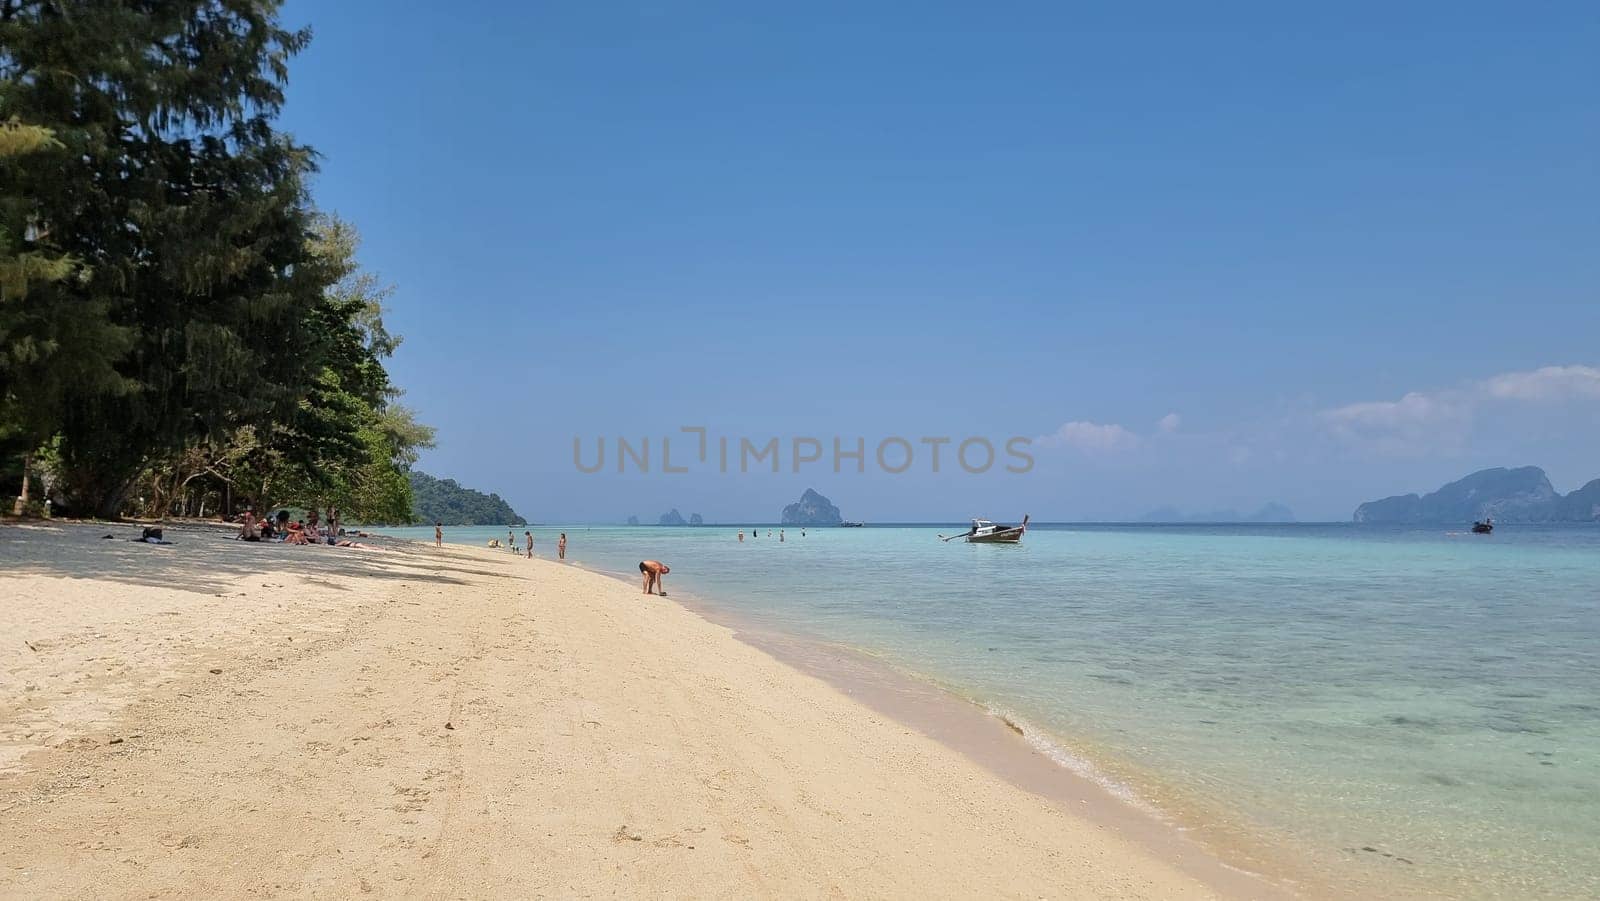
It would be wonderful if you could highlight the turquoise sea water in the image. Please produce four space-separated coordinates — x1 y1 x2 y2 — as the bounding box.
388 522 1600 899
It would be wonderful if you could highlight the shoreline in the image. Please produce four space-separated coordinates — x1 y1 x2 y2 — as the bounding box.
458 540 1312 899
568 559 1319 900
4 519 1237 898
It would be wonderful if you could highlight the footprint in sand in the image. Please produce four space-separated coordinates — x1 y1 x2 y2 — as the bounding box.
391 786 430 812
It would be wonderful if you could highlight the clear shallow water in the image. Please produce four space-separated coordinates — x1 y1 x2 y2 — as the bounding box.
390 522 1600 898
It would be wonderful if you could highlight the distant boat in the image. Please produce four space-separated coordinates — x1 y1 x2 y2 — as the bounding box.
1471 519 1494 534
941 515 1029 544
839 521 864 528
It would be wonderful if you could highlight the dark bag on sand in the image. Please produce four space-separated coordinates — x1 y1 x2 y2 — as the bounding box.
142 527 163 541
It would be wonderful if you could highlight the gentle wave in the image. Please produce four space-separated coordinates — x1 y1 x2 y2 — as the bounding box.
981 703 1157 813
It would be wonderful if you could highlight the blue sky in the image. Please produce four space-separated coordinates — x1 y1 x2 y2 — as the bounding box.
280 1 1600 521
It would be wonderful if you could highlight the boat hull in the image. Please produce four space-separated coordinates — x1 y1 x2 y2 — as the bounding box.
967 527 1025 543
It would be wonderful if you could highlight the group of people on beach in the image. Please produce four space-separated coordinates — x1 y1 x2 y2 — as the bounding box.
496 528 567 560
238 507 367 547
430 522 668 598
432 523 567 561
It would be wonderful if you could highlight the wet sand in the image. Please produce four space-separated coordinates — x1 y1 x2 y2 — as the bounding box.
3 520 1264 898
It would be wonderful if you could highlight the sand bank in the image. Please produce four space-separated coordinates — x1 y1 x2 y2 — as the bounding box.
2 521 1264 898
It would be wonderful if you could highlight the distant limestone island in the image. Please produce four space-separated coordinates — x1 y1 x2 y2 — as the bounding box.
1139 503 1295 524
629 491 847 526
408 471 526 525
654 509 705 526
781 488 845 525
1354 466 1600 524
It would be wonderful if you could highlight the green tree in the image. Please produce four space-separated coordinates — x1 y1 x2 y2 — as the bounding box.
190 217 433 523
0 1 327 517
0 116 131 508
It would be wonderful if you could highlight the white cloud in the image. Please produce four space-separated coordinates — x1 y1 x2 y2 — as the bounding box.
1481 365 1600 402
1317 390 1475 457
1316 363 1600 457
1036 420 1140 453
1320 391 1471 431
1157 413 1181 433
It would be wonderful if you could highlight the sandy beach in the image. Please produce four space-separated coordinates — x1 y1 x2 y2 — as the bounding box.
2 521 1264 899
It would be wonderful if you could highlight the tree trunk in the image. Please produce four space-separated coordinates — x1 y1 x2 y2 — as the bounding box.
95 487 129 520
12 453 30 516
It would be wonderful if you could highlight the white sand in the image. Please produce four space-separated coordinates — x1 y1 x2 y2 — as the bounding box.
1 520 1238 898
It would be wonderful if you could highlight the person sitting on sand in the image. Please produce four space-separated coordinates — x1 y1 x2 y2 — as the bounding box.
260 517 276 540
639 560 670 595
285 520 311 546
238 510 261 542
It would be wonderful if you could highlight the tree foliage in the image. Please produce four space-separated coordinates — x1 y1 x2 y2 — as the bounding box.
0 2 433 521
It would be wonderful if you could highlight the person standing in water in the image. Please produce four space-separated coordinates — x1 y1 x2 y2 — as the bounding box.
779 529 785 542
558 533 567 560
434 522 442 548
639 560 670 595
524 530 533 559
738 529 744 542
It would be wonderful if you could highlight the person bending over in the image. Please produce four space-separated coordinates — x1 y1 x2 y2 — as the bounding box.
639 560 670 595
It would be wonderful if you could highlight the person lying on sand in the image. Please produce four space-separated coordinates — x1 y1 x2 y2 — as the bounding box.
134 526 172 545
639 560 670 595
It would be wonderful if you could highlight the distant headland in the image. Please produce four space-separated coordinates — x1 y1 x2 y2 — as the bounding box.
408 471 525 526
1354 466 1600 523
